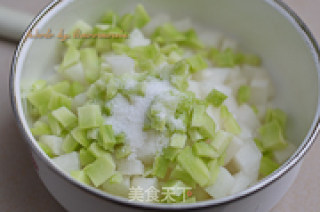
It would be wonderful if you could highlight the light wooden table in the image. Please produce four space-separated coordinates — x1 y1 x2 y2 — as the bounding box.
0 0 318 211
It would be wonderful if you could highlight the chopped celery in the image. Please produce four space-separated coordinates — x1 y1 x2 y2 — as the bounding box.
237 85 251 105
177 147 210 187
119 14 134 32
52 107 78 130
115 145 131 159
191 105 216 139
170 133 187 148
188 129 205 142
88 142 108 158
27 87 52 115
152 23 185 43
80 48 100 83
186 54 208 73
48 91 72 111
170 165 196 188
59 46 81 72
84 154 116 187
193 142 219 159
87 128 99 140
210 48 235 68
78 104 103 129
79 148 96 167
52 81 71 96
259 155 280 177
108 172 123 184
258 121 287 151
206 89 228 107
99 125 117 151
152 155 170 179
71 128 91 147
162 147 181 161
133 4 150 28
31 121 51 136
48 114 64 136
100 10 119 25
71 170 92 185
170 75 189 91
70 82 85 97
180 29 204 49
265 109 287 131
66 20 93 48
210 131 232 154
62 134 80 153
220 105 241 135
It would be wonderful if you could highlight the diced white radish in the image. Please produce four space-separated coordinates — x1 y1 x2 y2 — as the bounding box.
198 30 223 48
117 158 144 175
131 177 158 202
223 96 238 115
39 135 64 155
192 68 231 85
225 68 247 91
72 93 87 112
233 140 261 184
52 152 80 174
63 63 86 84
249 79 270 106
102 175 131 197
127 29 151 48
236 104 260 131
188 80 202 99
230 172 251 195
104 55 135 75
173 18 193 32
221 38 238 51
143 14 170 36
273 142 297 164
136 141 158 164
224 136 244 165
237 126 254 142
205 167 235 199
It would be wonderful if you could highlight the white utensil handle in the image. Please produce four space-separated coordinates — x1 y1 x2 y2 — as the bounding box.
0 6 33 42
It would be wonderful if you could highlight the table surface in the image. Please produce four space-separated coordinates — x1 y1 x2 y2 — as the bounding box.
0 0 319 211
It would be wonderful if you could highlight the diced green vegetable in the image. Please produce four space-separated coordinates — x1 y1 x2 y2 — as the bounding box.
170 165 196 188
265 109 287 131
193 142 219 159
259 155 280 177
79 148 96 167
99 125 117 151
115 145 131 159
133 4 150 28
152 155 170 179
258 121 287 151
170 133 187 148
88 142 108 158
52 107 78 130
206 160 220 186
71 170 92 185
62 134 80 153
48 91 72 111
78 104 102 129
80 48 100 83
177 147 210 187
31 121 51 136
186 54 208 73
84 154 116 187
32 80 47 91
237 85 251 105
191 105 216 139
206 89 228 107
71 128 91 147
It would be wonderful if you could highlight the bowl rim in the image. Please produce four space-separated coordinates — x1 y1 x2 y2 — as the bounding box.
9 0 320 210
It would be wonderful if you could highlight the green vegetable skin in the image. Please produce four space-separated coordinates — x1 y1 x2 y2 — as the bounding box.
26 4 292 203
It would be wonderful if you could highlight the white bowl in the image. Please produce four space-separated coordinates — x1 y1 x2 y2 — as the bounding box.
10 0 320 211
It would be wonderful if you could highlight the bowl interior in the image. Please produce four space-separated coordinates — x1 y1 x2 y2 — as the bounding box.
13 0 319 205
